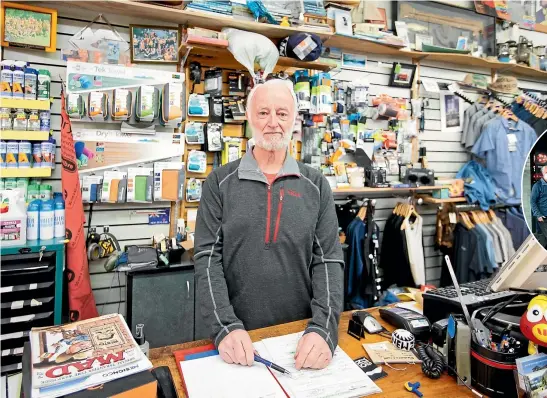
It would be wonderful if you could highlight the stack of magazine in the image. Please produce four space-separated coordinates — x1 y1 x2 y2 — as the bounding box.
516 353 547 397
27 314 152 398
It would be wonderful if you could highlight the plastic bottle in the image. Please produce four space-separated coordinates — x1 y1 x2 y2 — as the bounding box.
0 140 6 168
12 62 25 98
18 141 31 168
24 67 38 100
32 143 42 167
27 200 40 241
37 70 51 101
27 184 41 201
4 178 17 190
0 108 11 130
49 137 56 170
28 110 40 131
39 184 52 200
54 193 65 238
0 190 27 247
39 199 54 240
16 178 29 201
39 111 50 132
13 108 27 131
6 141 18 168
1 60 13 98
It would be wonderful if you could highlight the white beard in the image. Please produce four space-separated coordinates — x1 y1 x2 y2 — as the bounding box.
255 132 292 151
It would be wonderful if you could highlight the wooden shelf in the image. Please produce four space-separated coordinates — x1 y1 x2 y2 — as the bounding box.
50 0 547 80
0 98 51 111
181 42 336 71
52 0 332 40
0 130 50 141
332 186 448 195
418 195 467 204
0 168 52 178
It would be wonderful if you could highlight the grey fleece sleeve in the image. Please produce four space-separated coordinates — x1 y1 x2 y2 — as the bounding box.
194 173 245 347
304 176 345 354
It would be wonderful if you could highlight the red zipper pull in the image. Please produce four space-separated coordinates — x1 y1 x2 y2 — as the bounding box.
280 188 284 201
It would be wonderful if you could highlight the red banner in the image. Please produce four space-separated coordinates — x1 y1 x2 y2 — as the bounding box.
60 88 98 321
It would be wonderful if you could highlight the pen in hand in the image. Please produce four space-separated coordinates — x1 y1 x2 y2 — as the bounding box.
254 353 293 378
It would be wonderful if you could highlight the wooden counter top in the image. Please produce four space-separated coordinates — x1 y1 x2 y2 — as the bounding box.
149 307 473 397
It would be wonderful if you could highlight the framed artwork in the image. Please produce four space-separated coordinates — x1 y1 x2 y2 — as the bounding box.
1 2 57 52
130 25 180 64
440 91 464 133
341 53 367 70
388 63 416 88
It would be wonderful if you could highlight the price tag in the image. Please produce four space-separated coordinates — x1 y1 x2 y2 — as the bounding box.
507 133 517 152
449 212 457 224
421 78 439 93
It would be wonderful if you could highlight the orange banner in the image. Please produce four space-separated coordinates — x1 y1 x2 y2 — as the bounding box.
61 88 98 321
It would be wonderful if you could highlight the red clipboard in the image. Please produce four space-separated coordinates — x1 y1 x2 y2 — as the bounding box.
173 344 291 397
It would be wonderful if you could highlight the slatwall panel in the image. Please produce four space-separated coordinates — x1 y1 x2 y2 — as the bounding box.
1 6 183 317
334 52 547 286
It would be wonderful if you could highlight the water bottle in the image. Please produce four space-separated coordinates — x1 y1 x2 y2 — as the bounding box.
27 200 40 241
53 193 65 238
39 199 54 240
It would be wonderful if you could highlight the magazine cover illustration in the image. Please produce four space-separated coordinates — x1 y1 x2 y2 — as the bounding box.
31 314 141 387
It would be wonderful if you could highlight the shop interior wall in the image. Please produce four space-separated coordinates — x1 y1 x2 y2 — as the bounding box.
3 4 547 317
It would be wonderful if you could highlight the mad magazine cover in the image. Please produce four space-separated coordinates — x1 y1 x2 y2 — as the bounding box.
30 314 141 388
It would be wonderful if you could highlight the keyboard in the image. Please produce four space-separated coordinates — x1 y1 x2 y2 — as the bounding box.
423 279 516 323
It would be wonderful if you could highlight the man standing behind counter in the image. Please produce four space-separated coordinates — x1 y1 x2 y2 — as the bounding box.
194 79 344 370
531 166 547 247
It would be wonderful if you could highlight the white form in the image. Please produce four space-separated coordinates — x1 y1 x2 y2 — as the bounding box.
257 332 382 398
179 344 287 398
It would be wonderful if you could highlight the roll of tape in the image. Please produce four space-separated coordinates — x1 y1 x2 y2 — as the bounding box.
392 329 415 351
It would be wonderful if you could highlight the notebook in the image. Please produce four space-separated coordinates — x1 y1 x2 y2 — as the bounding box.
174 332 381 398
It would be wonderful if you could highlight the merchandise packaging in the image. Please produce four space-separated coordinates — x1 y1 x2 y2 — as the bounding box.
294 70 311 111
160 82 184 127
186 178 202 202
209 96 224 123
187 150 207 173
135 85 159 123
311 72 333 114
127 167 153 203
88 92 109 121
153 161 185 201
188 93 209 116
111 89 132 121
81 175 103 203
222 139 243 165
101 171 127 203
204 68 222 96
185 122 205 144
206 123 223 152
0 190 27 247
223 97 245 123
228 71 247 96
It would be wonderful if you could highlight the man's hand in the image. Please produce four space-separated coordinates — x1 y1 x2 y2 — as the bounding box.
294 332 332 370
218 329 254 366
539 217 545 222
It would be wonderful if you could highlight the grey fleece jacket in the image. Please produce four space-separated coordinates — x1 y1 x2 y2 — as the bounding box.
194 151 344 353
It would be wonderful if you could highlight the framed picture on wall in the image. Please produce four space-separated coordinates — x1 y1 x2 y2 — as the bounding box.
1 2 57 52
388 63 416 88
130 25 180 64
440 91 464 133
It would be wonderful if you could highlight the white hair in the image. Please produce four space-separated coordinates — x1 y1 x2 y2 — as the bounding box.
246 79 298 151
543 166 547 174
246 79 298 127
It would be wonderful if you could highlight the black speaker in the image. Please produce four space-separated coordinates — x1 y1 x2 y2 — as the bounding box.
126 256 195 348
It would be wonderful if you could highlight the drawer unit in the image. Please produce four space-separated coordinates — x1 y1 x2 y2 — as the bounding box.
1 240 64 376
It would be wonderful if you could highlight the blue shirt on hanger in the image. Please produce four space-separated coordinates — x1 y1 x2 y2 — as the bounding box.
471 117 536 205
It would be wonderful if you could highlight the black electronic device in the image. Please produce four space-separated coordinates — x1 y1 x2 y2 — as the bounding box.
423 279 516 324
431 318 449 348
379 307 431 341
403 168 435 187
352 310 383 334
151 366 179 398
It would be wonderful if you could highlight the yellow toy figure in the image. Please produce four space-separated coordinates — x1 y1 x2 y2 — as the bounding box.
520 295 547 355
